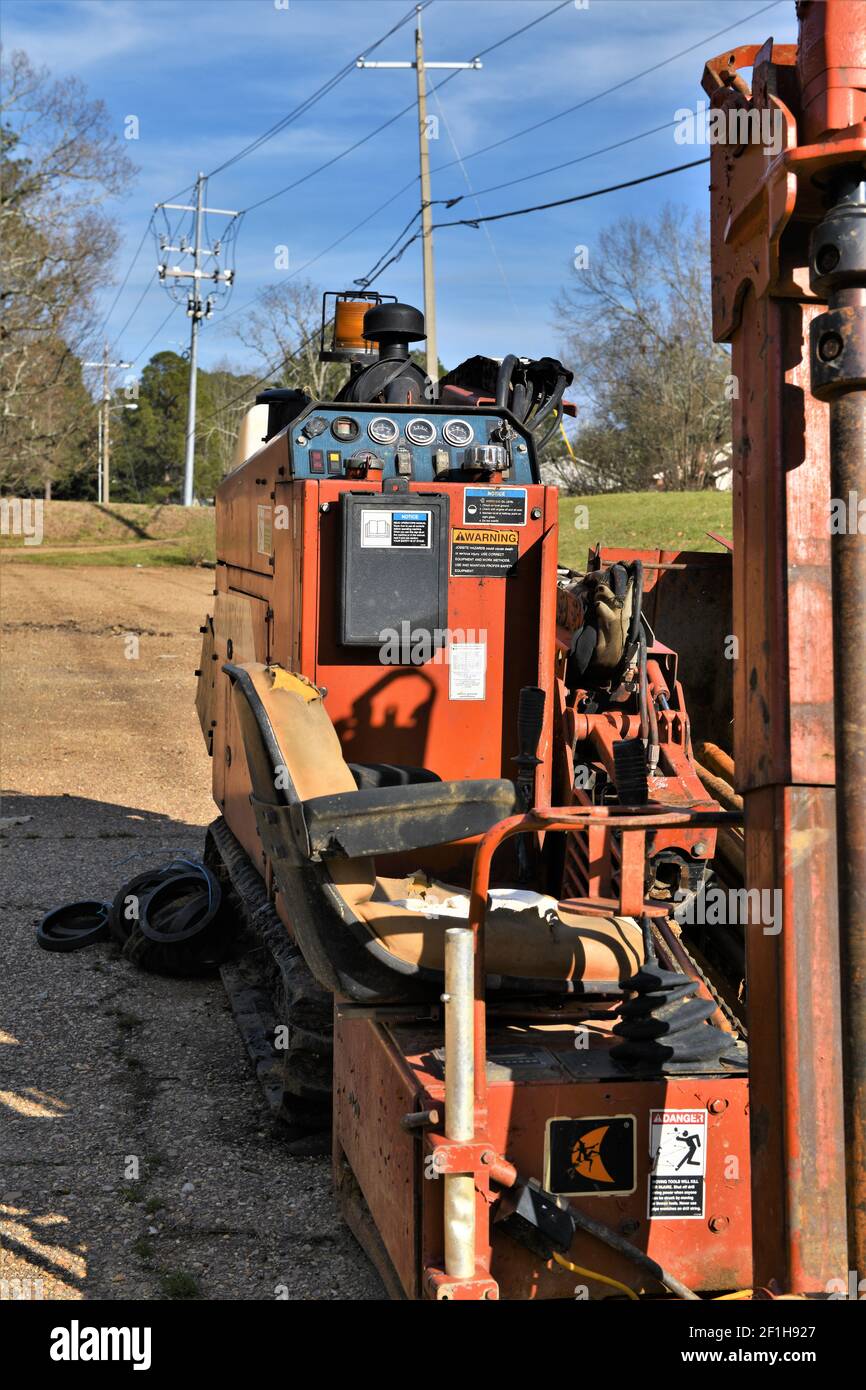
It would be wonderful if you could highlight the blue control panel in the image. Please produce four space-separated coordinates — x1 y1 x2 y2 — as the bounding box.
285 403 537 485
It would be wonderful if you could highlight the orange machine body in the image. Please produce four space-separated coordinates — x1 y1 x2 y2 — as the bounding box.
207 395 749 1299
210 401 557 886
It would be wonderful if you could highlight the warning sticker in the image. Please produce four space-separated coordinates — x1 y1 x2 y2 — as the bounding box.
648 1109 706 1219
360 508 431 549
545 1116 636 1197
257 504 273 556
463 487 527 527
449 642 486 701
451 527 518 577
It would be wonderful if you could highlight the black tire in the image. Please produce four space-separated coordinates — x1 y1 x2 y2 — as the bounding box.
124 861 233 977
37 900 110 953
108 868 172 948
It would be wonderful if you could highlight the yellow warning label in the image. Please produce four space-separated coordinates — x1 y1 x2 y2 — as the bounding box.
452 528 519 546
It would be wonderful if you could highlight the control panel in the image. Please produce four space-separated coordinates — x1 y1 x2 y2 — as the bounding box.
286 403 537 485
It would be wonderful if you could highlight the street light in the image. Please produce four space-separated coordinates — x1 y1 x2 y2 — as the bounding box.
96 401 138 504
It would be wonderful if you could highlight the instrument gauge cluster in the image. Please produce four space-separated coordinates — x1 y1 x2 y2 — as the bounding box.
442 419 474 447
405 417 437 447
367 416 399 446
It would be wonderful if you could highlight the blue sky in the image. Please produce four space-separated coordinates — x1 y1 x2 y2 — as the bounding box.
3 0 799 380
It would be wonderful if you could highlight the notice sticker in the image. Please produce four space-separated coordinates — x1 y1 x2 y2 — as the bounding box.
449 642 486 701
360 508 431 549
257 504 273 556
648 1109 706 1219
451 527 518 577
463 487 527 527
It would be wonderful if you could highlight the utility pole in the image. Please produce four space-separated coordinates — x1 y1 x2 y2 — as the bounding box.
357 6 481 391
84 341 131 504
156 173 238 505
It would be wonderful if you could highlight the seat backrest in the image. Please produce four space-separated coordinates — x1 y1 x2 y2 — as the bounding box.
224 661 377 908
225 662 359 805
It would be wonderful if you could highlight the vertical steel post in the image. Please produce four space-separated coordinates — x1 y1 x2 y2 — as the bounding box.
443 926 476 1280
809 174 866 1272
700 1 866 1289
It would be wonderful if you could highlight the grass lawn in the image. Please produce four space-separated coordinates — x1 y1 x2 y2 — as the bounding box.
0 501 217 566
557 491 733 569
1 493 733 567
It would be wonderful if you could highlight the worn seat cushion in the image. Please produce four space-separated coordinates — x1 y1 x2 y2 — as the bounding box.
230 663 644 986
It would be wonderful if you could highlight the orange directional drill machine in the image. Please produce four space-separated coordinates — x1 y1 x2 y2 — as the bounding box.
196 285 751 1301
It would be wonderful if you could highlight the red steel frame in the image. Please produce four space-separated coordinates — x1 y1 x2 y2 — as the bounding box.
419 804 742 1299
702 0 866 1289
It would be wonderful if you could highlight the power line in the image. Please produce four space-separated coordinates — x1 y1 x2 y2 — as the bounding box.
95 8 429 365
425 0 782 179
428 78 517 315
109 276 155 353
211 152 713 426
235 0 571 218
360 157 711 285
355 0 782 295
209 0 571 329
97 213 155 340
435 118 679 207
473 0 572 57
206 1 427 179
131 302 183 367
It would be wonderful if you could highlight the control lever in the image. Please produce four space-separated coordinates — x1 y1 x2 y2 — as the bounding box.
512 686 546 881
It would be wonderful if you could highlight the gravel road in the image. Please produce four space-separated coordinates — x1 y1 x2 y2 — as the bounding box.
0 563 383 1301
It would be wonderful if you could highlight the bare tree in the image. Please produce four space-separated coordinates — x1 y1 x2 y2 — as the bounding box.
236 279 346 400
553 205 731 491
198 358 262 482
0 48 137 494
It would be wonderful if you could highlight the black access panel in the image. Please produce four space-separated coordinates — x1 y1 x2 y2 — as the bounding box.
340 492 449 647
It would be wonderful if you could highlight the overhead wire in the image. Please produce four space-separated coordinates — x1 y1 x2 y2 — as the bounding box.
354 0 781 295
131 302 184 367
425 0 782 178
205 1 428 180
206 153 711 428
211 0 570 329
98 8 427 365
96 212 155 341
109 277 156 355
427 78 518 315
360 156 711 286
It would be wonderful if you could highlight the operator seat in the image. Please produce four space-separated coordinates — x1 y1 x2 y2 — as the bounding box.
224 662 644 1002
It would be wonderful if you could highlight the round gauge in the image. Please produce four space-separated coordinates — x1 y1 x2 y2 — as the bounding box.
368 416 399 446
405 417 437 446
443 418 474 447
304 416 328 439
332 416 359 442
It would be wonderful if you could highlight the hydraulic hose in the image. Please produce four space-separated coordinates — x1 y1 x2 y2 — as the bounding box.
496 353 519 408
567 1204 700 1301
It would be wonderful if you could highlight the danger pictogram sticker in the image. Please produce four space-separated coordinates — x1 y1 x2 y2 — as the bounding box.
648 1109 706 1219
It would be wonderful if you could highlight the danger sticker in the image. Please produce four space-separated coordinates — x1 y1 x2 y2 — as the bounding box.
463 487 527 527
451 527 518 577
648 1109 706 1219
257 504 273 556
